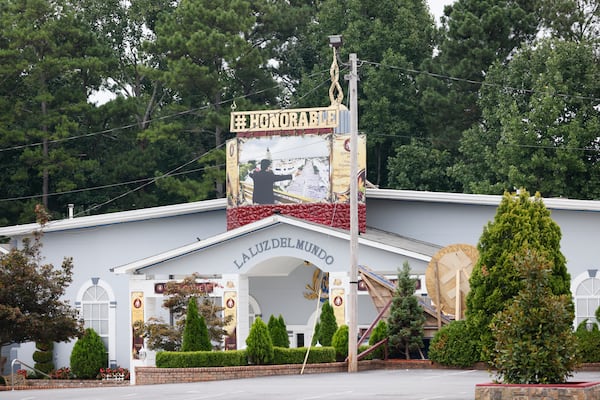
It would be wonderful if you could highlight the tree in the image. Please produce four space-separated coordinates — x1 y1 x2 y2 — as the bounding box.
317 301 338 347
137 274 231 351
465 190 572 360
245 316 273 365
181 297 211 352
418 0 541 157
0 0 108 220
268 315 289 348
387 138 459 192
452 39 600 199
286 0 435 187
387 261 425 359
490 249 577 384
70 328 107 379
0 207 82 350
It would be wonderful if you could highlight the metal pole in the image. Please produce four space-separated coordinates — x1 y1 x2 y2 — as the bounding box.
347 52 359 373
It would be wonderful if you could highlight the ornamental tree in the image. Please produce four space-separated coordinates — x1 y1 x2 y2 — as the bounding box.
316 301 338 347
465 190 572 360
387 262 425 359
490 249 577 384
268 315 289 348
136 274 231 351
245 316 273 365
70 328 107 379
0 208 82 351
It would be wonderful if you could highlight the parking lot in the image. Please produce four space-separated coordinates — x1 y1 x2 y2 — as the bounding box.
3 369 600 400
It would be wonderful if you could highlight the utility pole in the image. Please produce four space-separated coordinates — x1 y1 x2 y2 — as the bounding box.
347 52 359 373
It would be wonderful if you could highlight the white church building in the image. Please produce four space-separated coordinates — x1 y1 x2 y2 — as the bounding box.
1 188 600 379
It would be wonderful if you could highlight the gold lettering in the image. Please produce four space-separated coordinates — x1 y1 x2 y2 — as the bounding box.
289 112 298 127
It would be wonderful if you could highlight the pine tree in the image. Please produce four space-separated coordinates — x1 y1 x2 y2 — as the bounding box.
466 190 571 359
387 262 425 359
245 317 273 365
181 297 211 352
317 301 338 347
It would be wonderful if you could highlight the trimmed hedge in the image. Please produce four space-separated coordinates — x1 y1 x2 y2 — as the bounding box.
156 347 336 368
272 347 335 364
156 350 247 368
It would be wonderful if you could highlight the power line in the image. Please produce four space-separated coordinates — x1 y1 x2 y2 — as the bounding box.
360 59 600 103
0 68 333 153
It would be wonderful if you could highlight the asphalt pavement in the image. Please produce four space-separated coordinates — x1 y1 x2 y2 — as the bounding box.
3 369 600 400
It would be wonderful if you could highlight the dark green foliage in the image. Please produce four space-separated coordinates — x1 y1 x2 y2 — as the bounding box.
245 317 274 365
156 350 248 368
311 322 320 346
277 315 290 348
155 347 335 368
317 302 337 347
575 320 600 363
331 325 349 361
268 315 290 348
70 328 107 379
368 320 389 360
272 347 336 365
181 297 212 352
33 341 54 377
490 250 577 384
428 320 480 367
466 190 571 360
387 262 425 359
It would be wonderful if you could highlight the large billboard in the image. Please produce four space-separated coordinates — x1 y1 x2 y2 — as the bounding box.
227 107 366 231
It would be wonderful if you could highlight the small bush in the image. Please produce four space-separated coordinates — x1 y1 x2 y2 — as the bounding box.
331 325 349 361
246 317 274 365
575 320 600 363
368 320 388 359
70 328 107 379
428 320 480 367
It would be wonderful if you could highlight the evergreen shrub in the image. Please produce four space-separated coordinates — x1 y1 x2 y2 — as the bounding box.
368 320 388 360
181 297 212 352
318 302 337 346
575 320 600 363
331 325 349 361
245 317 274 365
428 320 479 367
33 341 54 377
70 328 107 379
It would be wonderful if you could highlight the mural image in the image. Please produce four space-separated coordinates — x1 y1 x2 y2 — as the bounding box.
234 134 332 206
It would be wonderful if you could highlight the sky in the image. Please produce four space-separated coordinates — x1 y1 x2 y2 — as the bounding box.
428 0 456 23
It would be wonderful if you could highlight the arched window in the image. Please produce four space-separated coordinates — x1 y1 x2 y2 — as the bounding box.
572 270 600 328
76 278 117 367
